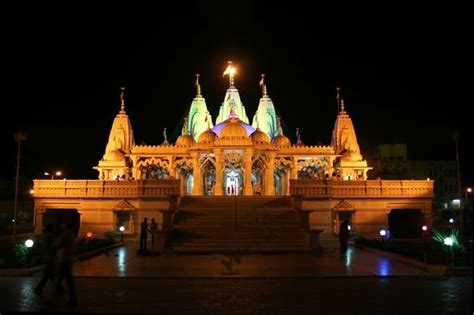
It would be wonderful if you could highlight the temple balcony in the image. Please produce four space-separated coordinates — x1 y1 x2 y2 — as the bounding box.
32 179 181 198
290 179 434 198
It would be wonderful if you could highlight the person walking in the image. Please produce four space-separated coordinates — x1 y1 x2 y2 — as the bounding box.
53 223 78 307
139 218 149 253
33 224 57 294
148 218 159 254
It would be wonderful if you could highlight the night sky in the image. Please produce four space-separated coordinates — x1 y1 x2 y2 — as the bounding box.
2 3 472 186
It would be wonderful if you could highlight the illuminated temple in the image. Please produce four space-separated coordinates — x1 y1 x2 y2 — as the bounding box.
33 62 435 248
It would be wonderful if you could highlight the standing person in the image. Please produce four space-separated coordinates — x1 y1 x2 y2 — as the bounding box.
339 219 350 251
33 224 57 294
139 218 149 253
53 223 77 307
148 218 159 254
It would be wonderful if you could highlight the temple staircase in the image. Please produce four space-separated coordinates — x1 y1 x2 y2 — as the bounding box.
166 196 312 253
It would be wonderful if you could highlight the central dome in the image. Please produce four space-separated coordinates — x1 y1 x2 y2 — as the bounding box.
212 116 255 138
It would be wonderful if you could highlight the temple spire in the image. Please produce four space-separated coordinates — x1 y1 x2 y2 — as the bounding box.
259 74 268 97
195 74 202 96
120 87 126 113
336 87 341 113
223 61 236 87
340 98 345 113
162 127 169 145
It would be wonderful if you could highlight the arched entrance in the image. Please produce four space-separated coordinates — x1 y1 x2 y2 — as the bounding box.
252 157 266 195
224 168 243 195
201 158 216 196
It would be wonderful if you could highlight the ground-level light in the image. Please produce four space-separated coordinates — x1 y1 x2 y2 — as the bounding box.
449 218 454 224
422 225 428 231
347 225 351 231
379 229 387 237
443 237 453 246
25 239 34 248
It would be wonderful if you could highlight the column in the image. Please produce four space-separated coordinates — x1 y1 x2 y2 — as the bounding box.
290 157 299 180
214 150 224 196
244 149 253 196
191 152 202 195
265 153 276 196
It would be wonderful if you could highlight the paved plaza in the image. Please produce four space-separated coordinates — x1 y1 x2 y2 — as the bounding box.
0 239 471 314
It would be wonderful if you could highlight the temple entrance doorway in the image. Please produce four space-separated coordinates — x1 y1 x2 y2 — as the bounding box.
224 168 242 196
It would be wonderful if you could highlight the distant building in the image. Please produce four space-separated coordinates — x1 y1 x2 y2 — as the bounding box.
368 143 458 209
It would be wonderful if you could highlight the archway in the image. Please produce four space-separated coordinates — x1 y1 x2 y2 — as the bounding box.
252 158 266 195
201 159 216 196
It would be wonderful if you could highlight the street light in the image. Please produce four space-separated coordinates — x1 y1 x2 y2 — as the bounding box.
44 171 62 179
25 239 34 268
119 225 125 242
449 218 454 224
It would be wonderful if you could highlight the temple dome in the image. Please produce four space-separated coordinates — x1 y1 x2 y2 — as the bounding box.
175 134 195 146
273 134 291 147
213 116 254 139
197 128 216 143
341 149 363 161
252 128 270 144
103 149 125 161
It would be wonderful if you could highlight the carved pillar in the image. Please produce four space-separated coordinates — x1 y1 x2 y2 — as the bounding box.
244 149 253 196
191 152 202 195
266 153 276 195
291 157 299 180
214 150 224 196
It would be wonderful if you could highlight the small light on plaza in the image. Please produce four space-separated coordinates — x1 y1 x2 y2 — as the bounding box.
86 231 93 238
119 225 125 242
25 239 34 268
426 178 430 181
29 189 34 195
422 225 428 232
449 218 454 224
443 237 453 247
379 229 387 237
347 225 351 231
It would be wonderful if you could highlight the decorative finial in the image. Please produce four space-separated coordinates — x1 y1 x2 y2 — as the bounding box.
223 61 236 87
120 87 126 113
183 115 189 135
195 74 202 96
277 116 283 135
163 127 169 145
296 128 303 145
336 87 341 113
340 98 345 113
259 74 268 97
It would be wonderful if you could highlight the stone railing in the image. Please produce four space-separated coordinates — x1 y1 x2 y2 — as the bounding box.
33 179 181 198
290 179 434 198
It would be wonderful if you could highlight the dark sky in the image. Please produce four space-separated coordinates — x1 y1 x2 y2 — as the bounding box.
1 2 472 186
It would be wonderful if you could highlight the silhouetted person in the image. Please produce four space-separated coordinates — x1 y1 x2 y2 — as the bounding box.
339 220 350 251
34 224 57 294
140 218 149 252
149 218 159 253
54 223 77 307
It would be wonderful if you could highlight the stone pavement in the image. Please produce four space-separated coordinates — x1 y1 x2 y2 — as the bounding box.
0 239 471 314
70 238 435 278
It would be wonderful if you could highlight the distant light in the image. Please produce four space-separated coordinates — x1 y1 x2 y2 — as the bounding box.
119 226 125 232
422 225 428 231
449 218 454 224
29 189 34 195
427 178 430 181
379 229 387 237
11 219 15 223
443 237 453 246
25 239 34 248
467 187 472 193
44 172 50 176
55 171 62 176
347 225 351 231
86 231 93 238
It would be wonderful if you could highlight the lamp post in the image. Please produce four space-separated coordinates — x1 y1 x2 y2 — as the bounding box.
422 225 428 265
12 132 26 244
86 231 93 249
119 226 125 242
44 171 62 180
461 187 472 231
443 237 454 270
379 229 387 248
25 239 34 268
